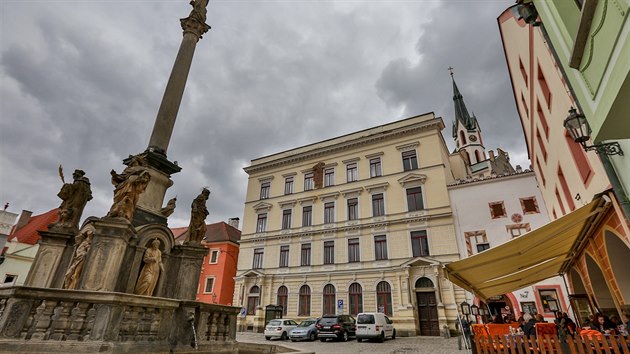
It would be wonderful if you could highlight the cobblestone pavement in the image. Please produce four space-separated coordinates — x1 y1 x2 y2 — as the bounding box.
236 332 466 354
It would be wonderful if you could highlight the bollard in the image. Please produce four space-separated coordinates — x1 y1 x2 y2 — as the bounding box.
443 325 451 339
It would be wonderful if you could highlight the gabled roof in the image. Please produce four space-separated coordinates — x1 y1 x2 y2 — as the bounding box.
8 209 58 245
204 222 241 244
171 222 241 244
452 76 479 137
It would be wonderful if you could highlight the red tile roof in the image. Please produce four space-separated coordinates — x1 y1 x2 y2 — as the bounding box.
8 209 59 245
171 222 241 244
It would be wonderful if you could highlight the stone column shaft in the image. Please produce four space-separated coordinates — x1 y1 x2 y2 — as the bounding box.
148 32 199 155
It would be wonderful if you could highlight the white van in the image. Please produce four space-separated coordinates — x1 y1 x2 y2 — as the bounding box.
355 312 396 342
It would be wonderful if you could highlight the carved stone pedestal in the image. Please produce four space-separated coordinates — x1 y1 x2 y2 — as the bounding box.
79 218 135 292
166 244 207 300
24 228 75 289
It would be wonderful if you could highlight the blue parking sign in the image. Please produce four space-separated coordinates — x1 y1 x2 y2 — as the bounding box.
337 299 343 309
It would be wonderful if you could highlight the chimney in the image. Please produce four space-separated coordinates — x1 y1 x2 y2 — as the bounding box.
516 165 523 173
13 210 33 233
488 150 495 161
227 217 240 229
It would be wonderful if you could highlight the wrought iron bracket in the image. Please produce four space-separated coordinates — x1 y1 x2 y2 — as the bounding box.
582 142 624 156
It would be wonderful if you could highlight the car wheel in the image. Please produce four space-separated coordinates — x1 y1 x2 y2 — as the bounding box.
342 331 348 342
378 331 385 343
281 332 288 340
392 329 396 340
291 339 296 342
357 338 362 343
309 332 316 341
320 338 327 342
265 336 271 340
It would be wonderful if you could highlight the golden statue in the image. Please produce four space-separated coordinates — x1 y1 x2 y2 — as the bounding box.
185 188 210 243
134 239 164 296
63 230 94 289
107 155 151 221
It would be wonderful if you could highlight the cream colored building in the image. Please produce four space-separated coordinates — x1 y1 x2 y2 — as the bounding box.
234 113 470 336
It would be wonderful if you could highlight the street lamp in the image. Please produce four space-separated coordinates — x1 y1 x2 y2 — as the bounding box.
471 304 479 316
564 107 623 155
460 301 471 320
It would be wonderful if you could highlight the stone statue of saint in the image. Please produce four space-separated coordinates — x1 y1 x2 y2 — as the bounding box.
185 188 210 243
107 155 151 221
134 239 164 296
189 0 209 23
52 169 92 230
160 197 177 217
63 230 94 289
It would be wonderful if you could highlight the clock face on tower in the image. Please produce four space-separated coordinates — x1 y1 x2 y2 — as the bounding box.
469 135 477 142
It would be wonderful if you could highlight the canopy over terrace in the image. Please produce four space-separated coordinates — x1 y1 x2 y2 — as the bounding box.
445 197 610 301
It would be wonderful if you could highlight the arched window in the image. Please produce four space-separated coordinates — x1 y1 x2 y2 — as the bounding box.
459 130 467 145
475 150 482 164
298 285 311 316
376 281 393 316
277 286 288 316
322 284 336 315
349 283 363 315
247 285 260 315
415 277 434 288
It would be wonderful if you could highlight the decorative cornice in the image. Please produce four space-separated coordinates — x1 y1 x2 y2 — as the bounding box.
398 173 427 187
252 202 273 212
340 187 364 198
278 199 297 208
257 175 274 182
244 118 444 174
396 141 420 151
298 196 318 205
342 157 360 164
318 191 340 201
365 151 384 159
364 182 390 193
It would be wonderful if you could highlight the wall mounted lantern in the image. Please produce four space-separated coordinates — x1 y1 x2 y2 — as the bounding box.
564 107 623 156
461 301 471 316
471 304 479 316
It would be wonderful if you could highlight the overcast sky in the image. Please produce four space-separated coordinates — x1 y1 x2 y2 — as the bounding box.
1 0 527 229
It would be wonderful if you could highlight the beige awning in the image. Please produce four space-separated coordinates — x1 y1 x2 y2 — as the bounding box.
445 197 608 301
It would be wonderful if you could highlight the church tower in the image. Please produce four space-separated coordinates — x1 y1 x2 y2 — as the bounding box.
451 72 486 165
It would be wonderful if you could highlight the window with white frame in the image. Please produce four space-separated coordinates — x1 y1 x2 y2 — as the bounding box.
253 248 264 269
209 250 219 264
256 213 267 233
204 277 215 293
324 241 334 264
301 243 311 266
402 150 418 171
346 163 358 182
348 238 360 263
324 202 335 224
507 223 531 238
347 198 358 220
374 235 388 260
282 209 292 229
372 193 385 217
410 230 429 257
260 182 270 199
324 168 335 187
304 173 314 191
302 206 312 227
284 176 294 195
279 245 289 268
406 187 424 211
370 158 382 177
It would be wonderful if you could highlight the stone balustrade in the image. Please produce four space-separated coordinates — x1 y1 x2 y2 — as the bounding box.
0 286 240 353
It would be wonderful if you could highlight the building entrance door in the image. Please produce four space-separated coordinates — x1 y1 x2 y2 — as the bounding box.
416 291 439 336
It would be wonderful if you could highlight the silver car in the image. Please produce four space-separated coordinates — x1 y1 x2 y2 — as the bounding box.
289 318 319 342
264 319 298 340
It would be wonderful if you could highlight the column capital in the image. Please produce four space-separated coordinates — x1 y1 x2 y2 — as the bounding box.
180 0 210 40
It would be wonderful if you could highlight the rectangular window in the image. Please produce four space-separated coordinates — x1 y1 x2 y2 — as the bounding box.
489 201 506 219
521 302 538 315
565 131 592 184
3 274 17 284
256 213 267 233
324 168 335 187
411 230 429 257
279 245 289 268
304 173 314 191
537 130 547 162
374 235 388 260
253 248 264 269
209 250 219 264
370 158 382 177
282 209 292 229
302 206 312 227
538 64 552 110
346 163 358 182
301 243 311 266
520 197 539 214
204 277 215 293
284 176 294 195
372 193 385 217
507 224 531 237
558 167 576 211
402 150 418 171
538 289 560 313
324 241 334 264
348 238 360 263
347 198 358 220
537 100 549 139
476 243 490 252
260 182 270 199
406 187 424 211
324 202 335 224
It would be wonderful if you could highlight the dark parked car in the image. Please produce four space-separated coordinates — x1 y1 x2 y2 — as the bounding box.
316 315 356 342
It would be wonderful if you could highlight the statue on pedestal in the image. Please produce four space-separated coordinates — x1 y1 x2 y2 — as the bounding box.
134 239 164 296
107 155 151 221
63 229 94 289
52 168 92 230
185 188 210 243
